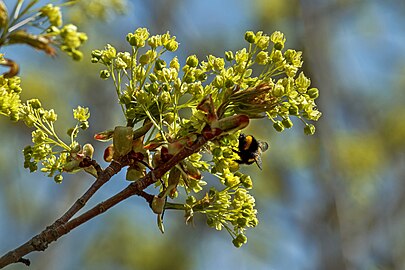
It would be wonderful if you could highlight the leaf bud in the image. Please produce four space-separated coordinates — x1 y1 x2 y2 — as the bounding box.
82 143 94 158
151 195 166 214
103 145 114 162
113 126 134 157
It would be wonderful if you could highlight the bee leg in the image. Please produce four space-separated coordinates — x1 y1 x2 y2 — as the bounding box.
232 149 241 155
253 156 263 170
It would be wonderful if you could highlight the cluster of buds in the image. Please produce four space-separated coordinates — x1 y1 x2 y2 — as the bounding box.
19 98 91 182
1 3 87 61
0 72 22 121
91 28 321 246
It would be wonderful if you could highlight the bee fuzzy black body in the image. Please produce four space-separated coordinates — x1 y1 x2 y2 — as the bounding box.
233 134 268 170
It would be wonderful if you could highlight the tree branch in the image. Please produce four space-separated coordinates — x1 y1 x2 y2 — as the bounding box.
54 159 122 225
0 159 124 269
0 134 208 269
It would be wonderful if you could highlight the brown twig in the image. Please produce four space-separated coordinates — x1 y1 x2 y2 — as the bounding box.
0 134 207 269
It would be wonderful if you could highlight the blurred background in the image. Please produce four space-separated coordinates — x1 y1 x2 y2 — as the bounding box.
1 0 405 269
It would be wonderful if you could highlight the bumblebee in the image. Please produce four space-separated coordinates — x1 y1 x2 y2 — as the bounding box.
233 134 268 170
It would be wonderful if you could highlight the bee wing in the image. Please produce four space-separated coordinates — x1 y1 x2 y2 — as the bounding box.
258 141 269 152
253 153 263 170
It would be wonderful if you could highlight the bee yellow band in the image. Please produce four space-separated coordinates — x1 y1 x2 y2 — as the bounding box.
244 135 253 150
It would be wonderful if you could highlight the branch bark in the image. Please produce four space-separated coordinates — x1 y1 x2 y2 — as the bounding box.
0 134 207 269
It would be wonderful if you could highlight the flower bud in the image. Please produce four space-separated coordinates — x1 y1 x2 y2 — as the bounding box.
225 51 234 61
71 50 83 61
273 121 284 132
206 217 216 228
196 71 208 81
236 234 248 244
237 217 248 227
91 50 102 59
135 90 149 104
44 109 57 122
186 55 199 68
169 57 180 71
213 58 225 71
232 238 243 248
27 99 42 109
212 75 224 88
240 175 253 189
282 118 293 128
271 31 286 50
235 189 247 201
307 88 319 99
100 69 110 79
54 174 63 183
184 74 195 84
159 91 171 104
165 39 179 51
149 73 158 82
225 78 234 88
148 35 162 48
289 104 299 115
256 35 270 50
304 124 316 135
155 59 166 70
126 33 136 46
274 42 283 50
186 196 197 205
79 121 89 130
295 72 311 90
114 57 127 69
164 112 175 124
244 31 256 43
255 51 269 65
273 84 284 97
